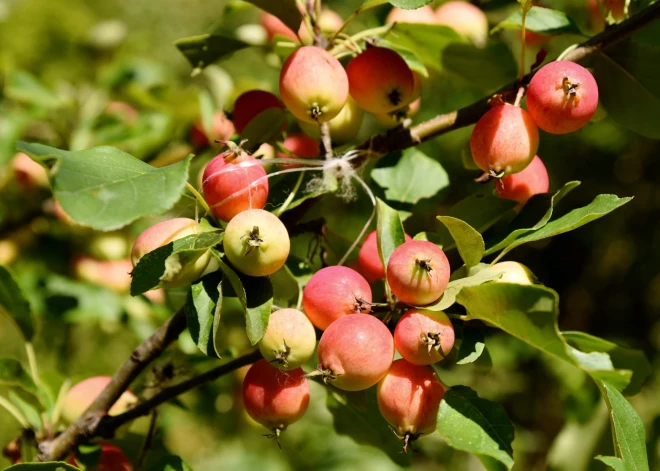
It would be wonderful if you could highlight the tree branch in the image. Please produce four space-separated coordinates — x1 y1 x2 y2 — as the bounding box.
354 1 660 160
37 307 188 462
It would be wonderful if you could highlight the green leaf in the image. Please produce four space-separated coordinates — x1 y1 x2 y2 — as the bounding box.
436 386 514 469
46 275 124 323
600 382 650 471
359 0 389 11
594 456 625 471
0 359 38 395
0 266 34 341
387 23 464 73
212 251 272 345
456 326 486 365
491 6 582 35
184 273 223 357
4 70 64 109
71 444 102 471
270 265 301 308
484 181 580 256
326 386 411 467
17 142 192 231
423 265 504 311
437 216 484 269
371 149 449 204
131 231 223 295
3 463 82 470
240 108 288 151
145 455 195 471
492 194 632 262
376 198 406 272
175 34 251 72
563 331 650 396
9 390 42 429
389 0 432 8
244 0 302 34
443 42 517 92
593 39 660 139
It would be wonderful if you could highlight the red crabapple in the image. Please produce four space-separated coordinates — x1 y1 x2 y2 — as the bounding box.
373 72 422 128
316 314 394 391
190 112 235 148
259 308 316 370
279 46 349 123
386 6 435 24
68 443 133 471
131 218 213 288
526 61 599 135
588 0 625 30
357 230 412 283
346 47 415 115
12 153 49 188
470 104 539 176
376 359 445 449
242 359 310 436
394 309 455 365
277 133 320 168
202 147 269 222
302 266 372 330
491 261 537 285
61 376 137 425
435 1 489 48
298 96 364 144
386 240 450 306
73 256 133 293
105 101 139 125
495 155 549 204
223 209 290 277
260 12 298 42
232 90 286 136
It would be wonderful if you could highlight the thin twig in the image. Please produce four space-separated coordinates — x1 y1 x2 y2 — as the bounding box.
135 410 158 471
320 122 333 159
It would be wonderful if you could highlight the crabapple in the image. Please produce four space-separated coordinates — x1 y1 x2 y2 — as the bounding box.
105 101 139 125
346 47 415 115
588 0 625 30
202 147 269 222
386 240 450 306
316 314 394 391
131 218 213 288
242 359 310 435
223 209 290 277
279 46 348 123
386 5 435 24
88 233 130 261
373 72 422 128
526 61 599 134
260 12 298 42
376 359 445 446
357 230 412 283
190 112 235 148
277 133 320 168
299 9 344 44
68 443 133 471
61 376 137 425
73 256 133 293
302 266 372 330
470 104 539 176
298 96 364 144
495 155 549 204
259 308 316 370
232 90 286 135
12 153 49 188
492 261 537 285
394 309 454 365
435 1 489 48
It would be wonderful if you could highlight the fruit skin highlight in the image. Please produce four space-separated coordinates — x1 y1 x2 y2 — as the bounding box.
223 209 290 277
259 308 316 370
377 359 445 438
526 61 599 135
394 309 455 365
470 104 539 176
434 1 489 48
302 265 372 330
357 230 412 283
496 155 549 204
279 46 349 124
202 148 269 222
232 90 286 135
386 240 450 306
346 47 415 115
317 314 394 391
242 359 310 433
61 376 138 425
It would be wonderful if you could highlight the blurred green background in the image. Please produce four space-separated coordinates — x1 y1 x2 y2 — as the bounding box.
0 0 659 470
